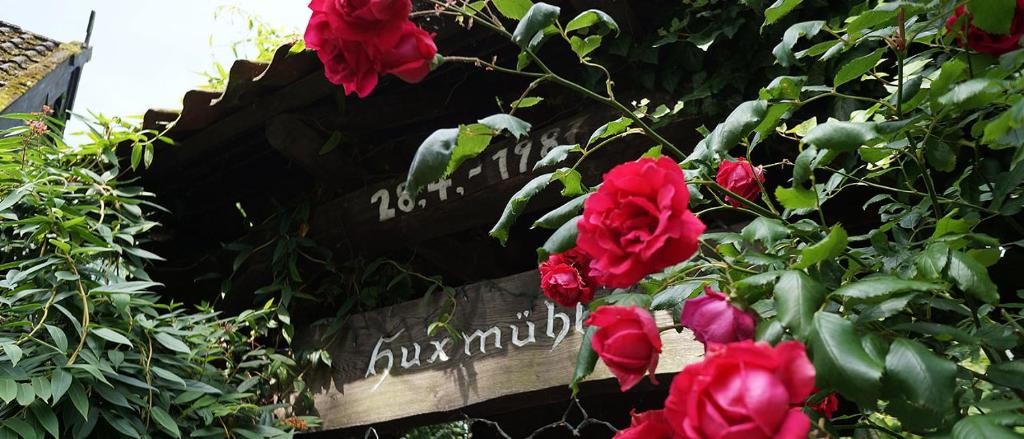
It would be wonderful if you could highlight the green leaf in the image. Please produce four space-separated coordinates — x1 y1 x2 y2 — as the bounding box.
938 78 1004 110
565 9 619 34
533 194 588 230
533 144 576 170
0 379 16 404
512 3 560 48
91 327 132 346
953 415 1021 439
490 174 553 245
764 0 805 25
810 312 883 407
760 75 806 100
89 281 161 294
924 138 957 172
49 369 71 403
883 338 956 431
734 271 783 303
540 215 580 258
478 114 532 139
986 360 1024 390
773 271 825 339
857 293 918 323
44 325 67 352
552 168 585 196
772 21 824 67
510 96 543 109
28 402 58 438
569 35 603 58
947 249 999 304
833 276 944 303
448 124 493 176
793 145 817 185
588 117 632 145
792 225 847 269
16 382 34 406
492 0 533 19
406 128 459 195
651 280 706 311
967 0 1017 34
708 100 768 152
154 332 192 355
3 419 37 439
983 100 1024 145
802 120 879 152
756 318 787 344
3 344 23 367
834 48 886 87
318 131 342 155
775 185 817 209
569 326 598 395
741 217 790 246
150 406 181 438
67 381 88 419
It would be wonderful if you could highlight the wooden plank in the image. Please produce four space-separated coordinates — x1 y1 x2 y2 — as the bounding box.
302 269 704 431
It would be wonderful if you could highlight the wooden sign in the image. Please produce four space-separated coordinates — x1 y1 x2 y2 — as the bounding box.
309 111 631 251
303 270 704 432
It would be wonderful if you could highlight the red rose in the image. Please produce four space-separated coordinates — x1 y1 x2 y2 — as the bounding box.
577 157 706 288
615 410 677 439
945 2 1024 56
715 158 765 208
585 306 663 391
809 389 840 420
539 248 597 307
380 22 438 84
664 341 816 439
309 0 411 46
306 21 381 96
679 286 755 346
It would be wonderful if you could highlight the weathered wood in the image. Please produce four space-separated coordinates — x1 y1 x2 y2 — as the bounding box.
302 269 704 431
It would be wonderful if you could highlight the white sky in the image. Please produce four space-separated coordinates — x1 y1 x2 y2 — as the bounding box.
4 0 311 135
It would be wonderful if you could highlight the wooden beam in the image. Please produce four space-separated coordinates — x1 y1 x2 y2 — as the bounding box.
300 269 704 432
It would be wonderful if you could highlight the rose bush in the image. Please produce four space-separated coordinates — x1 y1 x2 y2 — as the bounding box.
352 0 1024 436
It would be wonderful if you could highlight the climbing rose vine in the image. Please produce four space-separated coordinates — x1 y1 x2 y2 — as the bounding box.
308 0 1024 437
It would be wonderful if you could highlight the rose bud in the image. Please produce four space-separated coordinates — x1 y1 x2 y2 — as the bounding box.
585 306 663 391
679 286 755 346
577 157 706 288
809 389 840 420
664 340 816 439
380 21 437 84
615 410 676 439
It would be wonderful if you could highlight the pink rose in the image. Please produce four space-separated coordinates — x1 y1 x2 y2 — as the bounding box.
309 0 411 46
679 286 756 346
946 1 1024 56
585 306 663 391
663 341 816 439
305 16 381 97
715 158 765 208
577 157 706 288
539 248 597 307
615 410 678 439
380 22 438 84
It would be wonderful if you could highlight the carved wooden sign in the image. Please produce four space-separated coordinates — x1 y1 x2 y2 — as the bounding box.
309 111 629 250
304 270 704 431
